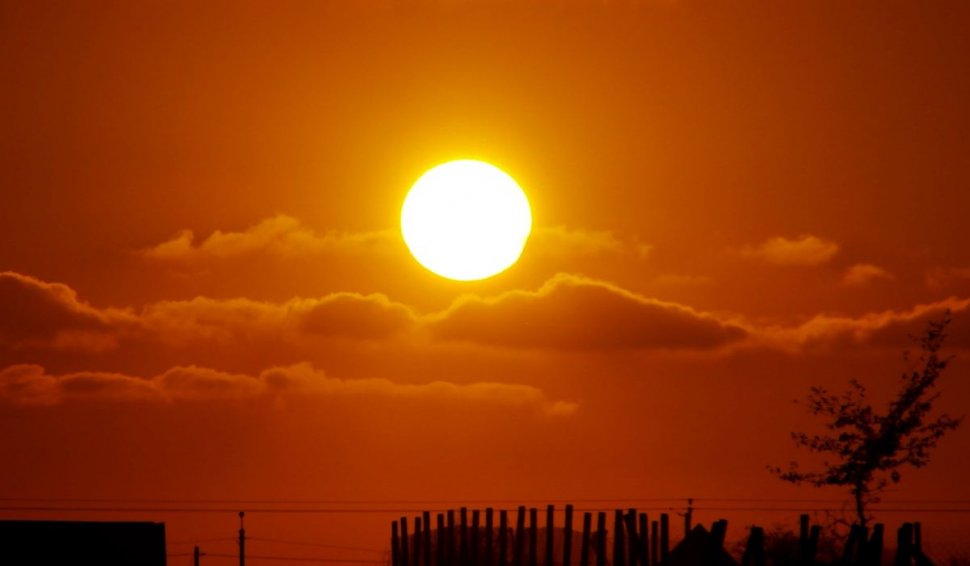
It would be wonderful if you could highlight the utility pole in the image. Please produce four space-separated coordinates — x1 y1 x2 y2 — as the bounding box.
239 511 246 566
683 499 693 537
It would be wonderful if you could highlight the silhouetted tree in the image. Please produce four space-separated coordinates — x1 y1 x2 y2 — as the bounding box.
771 312 963 527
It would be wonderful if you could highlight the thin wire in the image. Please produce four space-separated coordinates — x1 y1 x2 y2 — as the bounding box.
0 505 685 514
250 536 384 554
693 507 970 513
0 497 690 504
3 496 970 504
0 506 436 514
2 504 969 515
205 553 384 563
168 537 237 545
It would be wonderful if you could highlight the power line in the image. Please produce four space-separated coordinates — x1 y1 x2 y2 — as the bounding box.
0 497 689 505
3 504 970 515
4 496 970 504
0 505 685 514
691 507 970 513
0 506 432 514
168 537 237 545
250 536 384 554
204 553 384 563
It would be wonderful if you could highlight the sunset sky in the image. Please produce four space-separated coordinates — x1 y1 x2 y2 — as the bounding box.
2 1 969 564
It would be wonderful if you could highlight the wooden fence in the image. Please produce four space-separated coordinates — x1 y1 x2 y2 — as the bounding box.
391 506 669 566
390 506 935 566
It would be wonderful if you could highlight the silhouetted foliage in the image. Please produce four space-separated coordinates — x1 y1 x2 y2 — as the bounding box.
771 312 963 527
731 524 841 566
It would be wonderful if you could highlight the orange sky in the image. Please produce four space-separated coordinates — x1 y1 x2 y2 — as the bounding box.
2 1 969 565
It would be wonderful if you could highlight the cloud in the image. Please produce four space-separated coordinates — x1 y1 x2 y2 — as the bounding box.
0 363 577 416
141 292 417 345
10 269 967 366
142 216 652 266
0 364 59 406
762 297 970 351
0 271 133 351
0 270 747 356
300 293 417 339
427 273 747 350
925 266 970 291
141 215 395 261
531 226 651 259
0 271 417 351
843 263 893 286
0 271 419 375
739 234 839 266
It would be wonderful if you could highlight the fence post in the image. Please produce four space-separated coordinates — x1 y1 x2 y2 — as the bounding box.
613 510 626 566
843 524 862 566
867 524 884 566
402 518 411 566
596 512 607 566
414 517 422 566
530 508 539 566
580 512 592 566
914 523 923 557
437 514 446 566
472 510 481 566
625 509 638 566
393 520 401 566
461 508 469 566
741 526 764 566
486 508 495 566
638 514 649 566
795 516 819 566
514 506 526 566
660 514 669 565
684 499 693 539
448 510 457 566
808 525 821 566
499 510 509 566
424 512 433 566
711 520 727 549
895 523 914 566
564 505 574 566
546 505 556 566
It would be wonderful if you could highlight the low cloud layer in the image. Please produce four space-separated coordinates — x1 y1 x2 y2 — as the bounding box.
0 272 134 351
764 297 970 351
142 215 651 265
530 226 651 259
2 270 749 356
142 292 417 344
3 270 968 399
740 234 840 266
843 263 893 286
925 266 970 291
1 271 416 355
428 274 748 350
0 362 577 416
142 215 394 261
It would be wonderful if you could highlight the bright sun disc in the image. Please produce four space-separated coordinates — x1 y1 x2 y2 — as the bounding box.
401 160 532 281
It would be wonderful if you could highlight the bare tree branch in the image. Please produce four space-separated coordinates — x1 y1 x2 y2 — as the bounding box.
770 311 963 526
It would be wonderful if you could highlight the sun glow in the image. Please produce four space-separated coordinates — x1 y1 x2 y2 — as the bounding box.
401 160 532 281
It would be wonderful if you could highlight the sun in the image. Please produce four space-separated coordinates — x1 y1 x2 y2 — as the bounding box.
401 160 532 281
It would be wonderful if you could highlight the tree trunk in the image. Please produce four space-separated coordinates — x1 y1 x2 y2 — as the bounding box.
854 483 868 528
